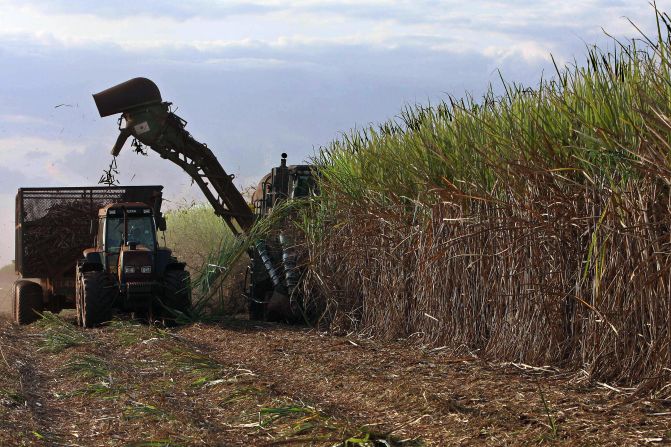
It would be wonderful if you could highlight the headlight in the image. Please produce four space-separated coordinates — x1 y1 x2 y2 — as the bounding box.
124 266 136 274
141 266 152 274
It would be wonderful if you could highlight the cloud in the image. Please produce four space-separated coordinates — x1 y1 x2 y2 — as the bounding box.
0 165 28 192
483 41 555 64
5 0 450 24
7 0 281 21
2 0 668 64
0 136 87 189
0 114 52 125
13 0 665 30
201 56 317 70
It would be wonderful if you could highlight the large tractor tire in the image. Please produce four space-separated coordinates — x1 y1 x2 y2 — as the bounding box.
76 271 115 328
13 280 43 325
161 269 191 322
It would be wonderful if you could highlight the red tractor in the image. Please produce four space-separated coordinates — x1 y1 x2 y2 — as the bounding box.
76 201 190 327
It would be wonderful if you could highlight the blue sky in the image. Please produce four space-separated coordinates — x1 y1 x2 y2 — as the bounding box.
0 0 665 266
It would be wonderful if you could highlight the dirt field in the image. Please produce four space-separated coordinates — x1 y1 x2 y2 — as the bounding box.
0 315 670 446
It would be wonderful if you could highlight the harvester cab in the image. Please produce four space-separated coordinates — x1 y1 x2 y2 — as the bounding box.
252 153 315 217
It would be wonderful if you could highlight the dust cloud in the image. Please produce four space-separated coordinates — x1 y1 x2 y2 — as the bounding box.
0 272 15 317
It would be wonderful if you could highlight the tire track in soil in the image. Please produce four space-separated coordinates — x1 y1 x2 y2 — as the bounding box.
28 320 228 446
178 323 434 443
104 330 243 444
0 318 62 446
114 328 361 446
15 358 62 444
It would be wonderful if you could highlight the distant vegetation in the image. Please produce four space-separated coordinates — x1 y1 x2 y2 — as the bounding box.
296 10 671 390
163 204 247 315
163 204 231 271
0 262 15 281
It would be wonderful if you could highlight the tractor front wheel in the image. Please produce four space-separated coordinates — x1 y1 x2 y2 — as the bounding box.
76 271 116 328
161 269 191 323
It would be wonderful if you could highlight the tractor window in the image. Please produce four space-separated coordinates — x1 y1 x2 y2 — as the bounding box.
105 215 156 252
105 217 124 253
96 217 106 249
127 216 156 248
292 174 314 198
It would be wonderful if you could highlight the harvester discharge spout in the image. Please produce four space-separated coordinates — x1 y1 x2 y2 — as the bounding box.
93 77 255 236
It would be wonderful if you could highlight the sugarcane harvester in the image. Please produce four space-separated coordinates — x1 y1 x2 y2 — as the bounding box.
93 78 313 321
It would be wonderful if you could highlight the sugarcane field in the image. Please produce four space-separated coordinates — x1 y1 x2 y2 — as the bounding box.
3 2 671 446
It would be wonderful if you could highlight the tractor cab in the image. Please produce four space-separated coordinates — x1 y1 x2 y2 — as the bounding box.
96 202 159 280
76 199 189 327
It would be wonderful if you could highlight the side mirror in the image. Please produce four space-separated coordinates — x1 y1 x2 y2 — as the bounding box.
156 215 167 232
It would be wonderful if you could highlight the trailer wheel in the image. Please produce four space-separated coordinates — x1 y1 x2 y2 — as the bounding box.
161 269 191 322
77 271 115 328
13 280 43 325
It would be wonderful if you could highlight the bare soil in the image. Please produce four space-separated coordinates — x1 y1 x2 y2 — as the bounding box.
0 314 670 446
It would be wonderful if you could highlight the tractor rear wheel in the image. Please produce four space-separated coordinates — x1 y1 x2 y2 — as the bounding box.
76 271 115 328
13 280 43 325
161 269 191 322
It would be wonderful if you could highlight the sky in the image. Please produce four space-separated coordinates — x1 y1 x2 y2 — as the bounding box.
0 0 667 267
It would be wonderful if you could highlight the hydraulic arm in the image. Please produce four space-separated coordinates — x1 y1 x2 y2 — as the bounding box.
93 77 255 236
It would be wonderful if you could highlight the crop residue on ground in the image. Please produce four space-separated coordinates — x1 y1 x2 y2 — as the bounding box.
0 314 670 446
